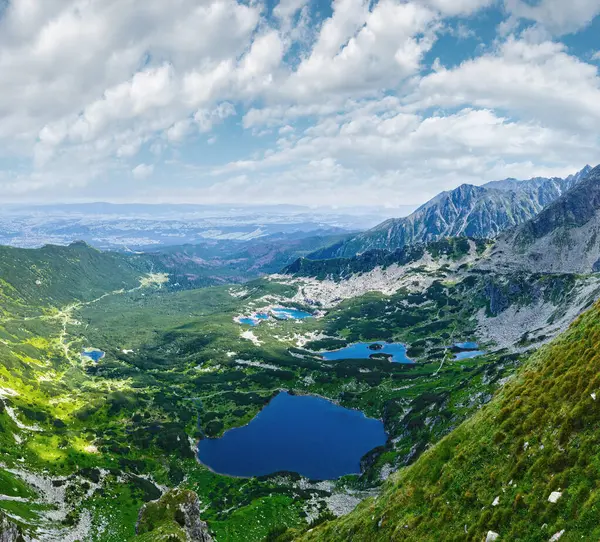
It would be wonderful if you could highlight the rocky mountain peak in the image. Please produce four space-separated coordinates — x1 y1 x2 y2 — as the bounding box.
309 166 596 260
515 164 600 243
567 164 593 183
486 164 600 274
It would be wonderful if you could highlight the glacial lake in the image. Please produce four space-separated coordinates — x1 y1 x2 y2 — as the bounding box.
81 349 105 362
321 341 412 364
271 307 313 320
197 392 387 479
453 342 485 360
237 308 313 326
238 313 269 326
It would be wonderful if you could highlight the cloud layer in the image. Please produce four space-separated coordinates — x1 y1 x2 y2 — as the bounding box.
0 0 598 205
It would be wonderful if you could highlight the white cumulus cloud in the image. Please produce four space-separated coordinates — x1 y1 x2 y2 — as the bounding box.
132 163 154 180
0 0 597 204
505 0 600 35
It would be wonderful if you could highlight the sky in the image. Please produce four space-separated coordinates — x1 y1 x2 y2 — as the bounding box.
0 0 599 207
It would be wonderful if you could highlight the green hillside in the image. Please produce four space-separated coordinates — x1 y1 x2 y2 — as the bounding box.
0 239 526 541
0 242 153 316
291 300 600 541
1 237 599 541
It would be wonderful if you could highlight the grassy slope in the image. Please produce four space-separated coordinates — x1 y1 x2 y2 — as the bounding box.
296 300 600 541
0 242 152 316
0 245 157 538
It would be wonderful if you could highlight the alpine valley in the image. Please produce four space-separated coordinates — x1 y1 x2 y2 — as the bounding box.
3 165 600 542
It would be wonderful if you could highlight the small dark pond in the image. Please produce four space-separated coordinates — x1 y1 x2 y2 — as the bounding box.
197 392 387 479
452 342 485 360
454 342 479 350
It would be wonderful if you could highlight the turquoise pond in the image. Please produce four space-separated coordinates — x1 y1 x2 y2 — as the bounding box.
454 350 485 360
82 350 105 362
271 308 313 320
238 313 269 326
197 392 387 479
237 308 313 325
321 341 412 364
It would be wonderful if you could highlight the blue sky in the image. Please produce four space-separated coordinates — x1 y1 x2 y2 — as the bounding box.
0 0 598 207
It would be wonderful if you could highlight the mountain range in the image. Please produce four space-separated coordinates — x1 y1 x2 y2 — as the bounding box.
309 165 594 259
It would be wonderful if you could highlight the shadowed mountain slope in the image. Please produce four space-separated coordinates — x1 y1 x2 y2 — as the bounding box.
490 164 600 273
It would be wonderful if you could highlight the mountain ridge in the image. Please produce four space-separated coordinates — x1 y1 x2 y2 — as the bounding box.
488 164 600 274
309 166 594 260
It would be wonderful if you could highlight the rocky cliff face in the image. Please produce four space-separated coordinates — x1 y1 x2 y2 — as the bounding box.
309 166 593 259
135 489 214 542
0 513 24 542
488 164 600 274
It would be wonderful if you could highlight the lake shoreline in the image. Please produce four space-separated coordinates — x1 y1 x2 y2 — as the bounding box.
195 389 388 480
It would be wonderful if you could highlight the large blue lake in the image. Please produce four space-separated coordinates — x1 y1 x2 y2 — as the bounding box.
197 392 387 479
321 341 412 364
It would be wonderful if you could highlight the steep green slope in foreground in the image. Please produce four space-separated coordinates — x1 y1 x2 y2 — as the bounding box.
296 300 600 541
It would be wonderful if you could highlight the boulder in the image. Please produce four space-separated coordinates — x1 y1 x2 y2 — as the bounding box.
0 512 24 542
548 491 562 504
136 489 213 541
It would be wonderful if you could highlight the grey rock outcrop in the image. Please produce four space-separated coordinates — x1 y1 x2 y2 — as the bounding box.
177 491 213 542
136 489 213 542
0 512 24 542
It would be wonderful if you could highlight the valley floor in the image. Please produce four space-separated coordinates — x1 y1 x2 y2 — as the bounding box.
1 242 599 541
